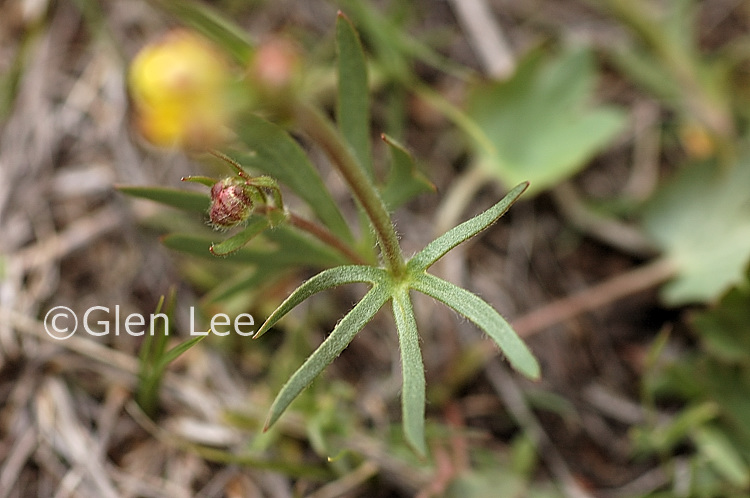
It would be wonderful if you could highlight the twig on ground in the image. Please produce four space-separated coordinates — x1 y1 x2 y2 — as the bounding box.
624 101 661 201
484 360 594 498
448 0 515 79
13 205 123 272
512 258 678 338
306 461 379 498
551 182 657 257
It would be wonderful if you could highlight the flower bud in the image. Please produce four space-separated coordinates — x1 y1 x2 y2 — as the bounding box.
249 38 301 91
209 178 253 229
129 29 234 149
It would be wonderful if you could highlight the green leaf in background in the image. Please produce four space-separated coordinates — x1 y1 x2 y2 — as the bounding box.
118 185 210 213
153 0 253 64
693 426 750 489
466 48 626 194
231 114 354 243
337 0 468 81
632 402 719 456
336 12 373 178
601 0 705 109
692 265 750 363
162 229 343 268
210 217 270 256
380 134 435 210
203 266 292 305
263 226 350 267
643 159 750 304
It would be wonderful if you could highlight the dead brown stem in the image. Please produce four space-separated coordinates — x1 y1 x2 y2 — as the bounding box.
513 258 678 338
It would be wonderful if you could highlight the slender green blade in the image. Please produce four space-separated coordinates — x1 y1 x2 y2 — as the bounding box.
204 267 293 304
264 284 390 429
153 0 253 64
182 176 218 188
138 292 171 370
210 217 270 256
392 288 426 456
154 335 207 373
412 273 539 379
693 426 750 488
337 0 468 81
408 182 528 272
231 114 354 243
336 13 373 178
162 232 342 267
255 265 387 338
117 185 210 213
381 134 435 209
264 226 349 267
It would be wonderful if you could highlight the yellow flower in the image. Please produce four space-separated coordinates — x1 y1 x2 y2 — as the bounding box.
129 30 233 149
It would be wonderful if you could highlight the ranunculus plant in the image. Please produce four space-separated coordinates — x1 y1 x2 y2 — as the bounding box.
123 10 539 455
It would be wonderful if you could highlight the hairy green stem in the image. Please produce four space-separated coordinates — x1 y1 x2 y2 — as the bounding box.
294 101 406 276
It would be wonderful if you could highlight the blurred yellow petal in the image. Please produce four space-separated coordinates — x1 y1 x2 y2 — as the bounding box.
129 29 234 149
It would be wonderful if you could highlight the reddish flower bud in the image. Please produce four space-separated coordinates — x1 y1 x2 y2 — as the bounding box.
250 38 300 91
209 178 253 229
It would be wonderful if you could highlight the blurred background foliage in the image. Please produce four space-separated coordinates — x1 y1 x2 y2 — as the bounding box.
3 0 750 496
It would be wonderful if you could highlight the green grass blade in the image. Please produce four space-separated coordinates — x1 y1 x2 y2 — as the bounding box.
336 12 373 178
138 293 168 371
412 273 540 379
255 265 387 338
210 217 270 256
391 288 426 456
154 335 207 374
203 267 292 304
380 133 435 209
117 185 210 213
407 182 528 271
693 426 750 488
231 114 354 243
264 284 390 429
137 289 204 417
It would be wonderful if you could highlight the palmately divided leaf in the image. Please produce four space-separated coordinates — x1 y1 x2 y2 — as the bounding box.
391 288 426 456
264 284 390 429
411 273 540 379
210 217 270 256
407 182 528 272
255 265 388 338
336 12 373 178
643 160 750 304
467 48 626 194
118 185 210 213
